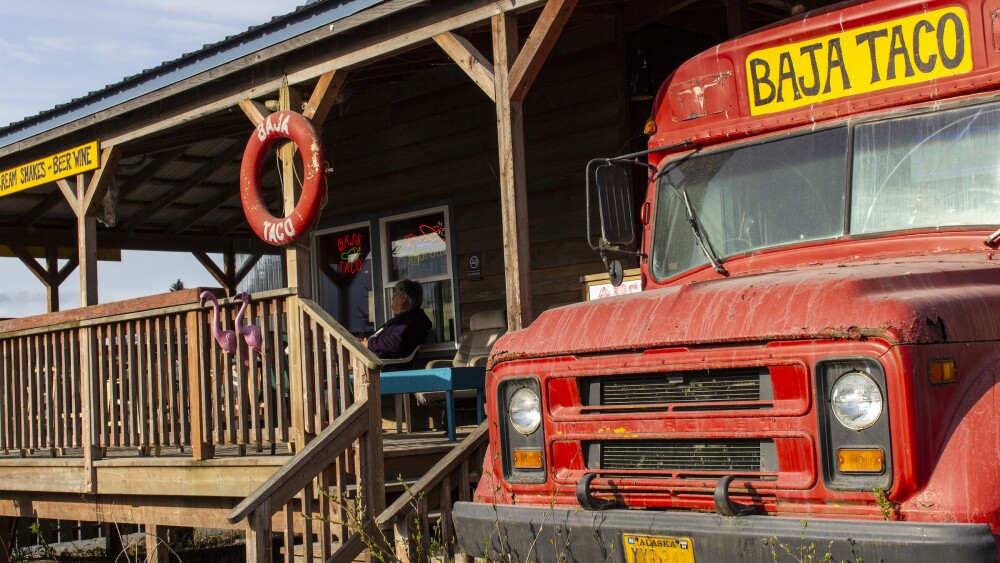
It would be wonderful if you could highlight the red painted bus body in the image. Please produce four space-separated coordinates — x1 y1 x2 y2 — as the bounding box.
455 0 1000 560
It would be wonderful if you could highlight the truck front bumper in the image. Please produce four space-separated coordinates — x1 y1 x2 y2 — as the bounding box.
453 501 996 562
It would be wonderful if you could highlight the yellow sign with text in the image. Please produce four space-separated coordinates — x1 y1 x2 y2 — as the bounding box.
745 7 972 116
0 141 100 198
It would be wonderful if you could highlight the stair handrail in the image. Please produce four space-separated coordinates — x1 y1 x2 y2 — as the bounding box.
376 422 488 530
227 398 369 525
297 298 381 370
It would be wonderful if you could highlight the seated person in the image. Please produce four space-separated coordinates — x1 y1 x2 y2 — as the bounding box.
364 279 431 370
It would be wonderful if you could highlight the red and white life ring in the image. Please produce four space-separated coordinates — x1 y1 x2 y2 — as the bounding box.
241 110 327 246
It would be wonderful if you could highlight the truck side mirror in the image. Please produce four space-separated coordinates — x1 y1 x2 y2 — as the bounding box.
596 164 635 246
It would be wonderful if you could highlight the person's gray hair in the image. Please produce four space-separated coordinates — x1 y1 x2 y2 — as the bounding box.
395 279 423 308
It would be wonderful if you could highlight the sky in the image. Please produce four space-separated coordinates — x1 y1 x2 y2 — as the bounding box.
0 0 304 318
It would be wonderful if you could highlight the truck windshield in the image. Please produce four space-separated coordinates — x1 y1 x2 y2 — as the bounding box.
651 102 1000 279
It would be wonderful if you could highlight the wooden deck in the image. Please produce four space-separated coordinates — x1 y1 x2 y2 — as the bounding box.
0 289 490 562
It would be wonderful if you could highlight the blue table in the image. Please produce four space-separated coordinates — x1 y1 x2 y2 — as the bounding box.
378 367 486 441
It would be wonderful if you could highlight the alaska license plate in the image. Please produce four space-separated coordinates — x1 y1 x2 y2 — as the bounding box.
622 534 695 563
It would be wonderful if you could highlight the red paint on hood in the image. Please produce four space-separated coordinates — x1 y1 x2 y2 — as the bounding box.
495 253 1000 363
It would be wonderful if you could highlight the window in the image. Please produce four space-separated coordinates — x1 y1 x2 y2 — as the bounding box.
380 206 456 348
851 103 1000 233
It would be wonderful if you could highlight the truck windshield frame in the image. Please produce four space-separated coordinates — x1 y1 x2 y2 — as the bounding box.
651 99 1000 281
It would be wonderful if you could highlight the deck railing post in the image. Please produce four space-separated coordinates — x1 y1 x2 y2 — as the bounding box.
79 326 103 493
245 501 273 563
288 297 311 451
353 357 386 561
185 311 214 460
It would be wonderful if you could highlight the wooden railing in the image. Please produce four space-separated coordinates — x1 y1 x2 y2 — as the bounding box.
0 287 306 459
1 328 82 454
377 422 488 563
228 297 386 563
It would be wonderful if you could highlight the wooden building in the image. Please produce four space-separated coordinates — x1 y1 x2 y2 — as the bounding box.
0 0 831 560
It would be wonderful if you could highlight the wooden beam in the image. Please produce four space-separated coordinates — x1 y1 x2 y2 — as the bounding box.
507 0 578 102
82 146 123 217
56 256 79 286
91 0 546 150
234 253 263 287
492 13 533 331
302 70 349 126
238 100 271 127
57 179 80 217
193 251 234 294
433 32 496 101
0 227 269 255
8 242 49 285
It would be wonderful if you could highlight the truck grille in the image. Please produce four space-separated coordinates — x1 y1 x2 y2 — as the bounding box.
588 439 776 473
581 368 772 411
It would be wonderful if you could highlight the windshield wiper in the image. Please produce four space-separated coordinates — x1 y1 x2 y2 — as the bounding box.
659 154 729 277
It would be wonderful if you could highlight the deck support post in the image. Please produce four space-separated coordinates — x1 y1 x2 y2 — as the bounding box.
0 517 12 563
144 523 168 563
245 502 273 563
103 524 124 560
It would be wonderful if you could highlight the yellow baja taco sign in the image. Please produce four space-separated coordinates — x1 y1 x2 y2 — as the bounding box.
0 141 100 198
746 7 972 116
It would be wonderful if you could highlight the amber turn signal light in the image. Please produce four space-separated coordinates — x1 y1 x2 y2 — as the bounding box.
643 117 657 135
929 360 956 385
837 448 884 473
512 448 544 470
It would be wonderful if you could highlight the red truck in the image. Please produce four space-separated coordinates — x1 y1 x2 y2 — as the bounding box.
454 0 1000 560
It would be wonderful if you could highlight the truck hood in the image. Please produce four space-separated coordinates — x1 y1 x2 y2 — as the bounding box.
495 255 1000 362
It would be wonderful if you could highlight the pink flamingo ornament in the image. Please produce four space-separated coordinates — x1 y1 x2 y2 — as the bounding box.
235 292 264 355
200 291 238 355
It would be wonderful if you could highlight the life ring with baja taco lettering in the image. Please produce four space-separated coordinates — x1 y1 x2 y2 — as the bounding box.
241 110 327 246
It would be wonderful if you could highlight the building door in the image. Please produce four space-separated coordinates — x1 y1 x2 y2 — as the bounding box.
314 223 375 336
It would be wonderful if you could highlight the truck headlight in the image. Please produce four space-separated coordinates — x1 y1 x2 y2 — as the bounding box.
830 371 883 430
509 387 541 435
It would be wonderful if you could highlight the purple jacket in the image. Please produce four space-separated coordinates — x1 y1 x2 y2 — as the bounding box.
367 308 432 364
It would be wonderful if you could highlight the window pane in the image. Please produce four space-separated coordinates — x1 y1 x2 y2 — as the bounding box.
385 212 449 281
384 280 455 344
851 103 1000 233
317 227 374 335
652 128 848 278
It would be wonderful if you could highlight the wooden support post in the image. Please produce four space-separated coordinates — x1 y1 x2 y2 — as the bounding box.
435 1 576 331
279 85 316 450
73 145 122 307
44 246 59 312
0 517 11 563
79 327 103 493
144 523 168 563
492 13 532 331
353 360 385 563
186 311 214 460
104 523 124 560
78 209 99 306
245 504 273 563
